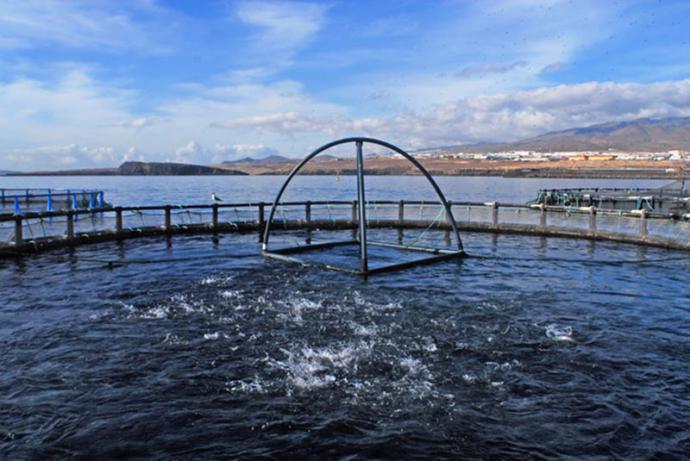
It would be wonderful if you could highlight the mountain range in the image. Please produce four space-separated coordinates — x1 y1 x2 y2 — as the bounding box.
223 153 341 164
430 116 690 153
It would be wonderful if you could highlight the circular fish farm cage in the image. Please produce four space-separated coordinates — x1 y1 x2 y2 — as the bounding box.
2 142 690 458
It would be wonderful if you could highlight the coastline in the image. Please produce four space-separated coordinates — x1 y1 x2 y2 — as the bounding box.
4 157 687 179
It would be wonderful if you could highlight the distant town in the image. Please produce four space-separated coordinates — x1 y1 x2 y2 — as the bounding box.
412 148 688 162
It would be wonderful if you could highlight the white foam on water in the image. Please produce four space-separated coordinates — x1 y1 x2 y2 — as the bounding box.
219 289 242 300
203 332 221 340
268 342 371 390
275 296 324 323
350 322 378 337
140 305 170 319
545 324 574 342
200 274 235 286
352 291 402 312
117 301 136 313
400 357 424 374
462 373 478 384
121 293 213 320
227 375 268 394
455 341 470 350
396 356 436 399
420 336 438 353
161 333 187 345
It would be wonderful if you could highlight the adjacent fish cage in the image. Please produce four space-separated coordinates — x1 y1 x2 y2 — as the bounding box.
0 188 107 214
533 179 690 214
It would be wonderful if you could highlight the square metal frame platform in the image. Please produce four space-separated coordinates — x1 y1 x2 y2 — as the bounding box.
263 239 465 275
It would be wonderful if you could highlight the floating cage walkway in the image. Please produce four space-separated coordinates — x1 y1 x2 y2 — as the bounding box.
1 199 690 258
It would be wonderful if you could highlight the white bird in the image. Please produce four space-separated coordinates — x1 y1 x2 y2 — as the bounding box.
211 192 223 202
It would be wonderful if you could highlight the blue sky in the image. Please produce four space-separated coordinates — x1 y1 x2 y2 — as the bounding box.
1 0 689 170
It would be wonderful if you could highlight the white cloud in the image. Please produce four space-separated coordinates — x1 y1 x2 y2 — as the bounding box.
0 66 137 151
235 1 327 52
209 143 279 162
112 117 170 131
122 146 144 163
456 61 529 78
174 140 204 164
0 65 344 169
5 144 120 170
233 1 328 72
0 0 174 52
212 79 690 148
541 62 564 73
212 112 333 134
3 66 690 171
171 141 280 164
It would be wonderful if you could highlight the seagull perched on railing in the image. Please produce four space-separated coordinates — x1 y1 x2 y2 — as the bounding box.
211 192 223 202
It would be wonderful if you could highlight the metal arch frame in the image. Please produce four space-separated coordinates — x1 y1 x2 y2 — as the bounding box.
261 137 466 275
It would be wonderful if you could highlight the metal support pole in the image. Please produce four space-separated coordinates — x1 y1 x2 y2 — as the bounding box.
258 202 265 235
351 201 357 224
491 202 499 229
212 204 219 232
640 208 648 236
589 207 597 233
165 206 172 231
445 200 452 240
14 216 23 245
66 212 74 239
115 207 123 234
540 203 546 227
397 199 405 242
305 201 312 228
355 141 368 273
